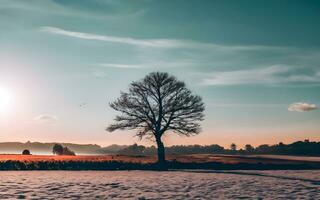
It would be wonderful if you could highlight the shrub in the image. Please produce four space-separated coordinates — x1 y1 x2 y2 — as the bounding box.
53 144 64 155
53 144 76 156
62 147 76 156
22 149 31 155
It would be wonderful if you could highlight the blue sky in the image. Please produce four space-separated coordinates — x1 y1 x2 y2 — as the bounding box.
0 0 319 147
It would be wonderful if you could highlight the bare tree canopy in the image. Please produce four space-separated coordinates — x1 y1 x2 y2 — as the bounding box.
107 72 205 163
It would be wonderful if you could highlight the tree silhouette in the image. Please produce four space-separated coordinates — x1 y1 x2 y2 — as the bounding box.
22 149 31 155
53 144 64 155
52 144 76 155
245 144 254 153
230 143 237 152
107 72 205 164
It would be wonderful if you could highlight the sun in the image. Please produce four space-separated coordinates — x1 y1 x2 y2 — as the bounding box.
0 87 12 113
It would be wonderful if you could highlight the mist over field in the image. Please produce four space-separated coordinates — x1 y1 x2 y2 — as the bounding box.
0 142 103 155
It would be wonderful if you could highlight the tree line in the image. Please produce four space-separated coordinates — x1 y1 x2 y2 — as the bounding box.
116 140 320 156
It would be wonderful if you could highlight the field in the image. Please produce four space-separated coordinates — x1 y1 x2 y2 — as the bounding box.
1 154 320 163
0 170 319 199
1 154 320 170
0 155 320 199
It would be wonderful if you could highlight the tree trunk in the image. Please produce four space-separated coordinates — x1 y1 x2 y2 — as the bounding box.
156 137 166 165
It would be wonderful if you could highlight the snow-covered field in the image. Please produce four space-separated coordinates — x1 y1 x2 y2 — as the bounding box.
0 170 319 199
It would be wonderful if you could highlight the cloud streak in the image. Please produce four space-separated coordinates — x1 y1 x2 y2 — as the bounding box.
34 114 59 123
98 63 143 69
201 65 320 86
288 103 318 112
41 26 289 51
0 0 147 20
41 26 181 48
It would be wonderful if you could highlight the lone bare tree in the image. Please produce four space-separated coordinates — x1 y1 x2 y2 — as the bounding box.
107 72 205 164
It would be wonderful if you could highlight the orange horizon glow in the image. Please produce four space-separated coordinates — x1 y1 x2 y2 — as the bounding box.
0 129 319 150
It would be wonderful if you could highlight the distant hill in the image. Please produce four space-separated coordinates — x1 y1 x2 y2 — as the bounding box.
96 144 129 154
0 142 119 155
0 141 129 155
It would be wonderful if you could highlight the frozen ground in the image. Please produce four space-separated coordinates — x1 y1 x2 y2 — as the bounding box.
0 170 319 199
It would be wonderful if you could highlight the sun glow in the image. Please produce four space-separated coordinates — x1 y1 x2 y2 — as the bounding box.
0 87 13 113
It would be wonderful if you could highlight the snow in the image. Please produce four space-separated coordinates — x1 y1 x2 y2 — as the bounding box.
0 170 319 199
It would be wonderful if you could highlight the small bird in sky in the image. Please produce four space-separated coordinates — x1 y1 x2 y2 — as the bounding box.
80 103 87 108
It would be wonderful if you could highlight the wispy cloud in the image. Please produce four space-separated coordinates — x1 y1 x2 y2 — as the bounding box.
98 63 143 69
97 61 199 69
288 103 318 112
207 103 284 108
41 26 290 51
34 114 59 123
201 65 320 86
41 26 181 48
0 0 147 20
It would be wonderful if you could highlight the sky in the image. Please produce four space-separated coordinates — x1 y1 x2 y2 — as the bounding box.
0 0 319 148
